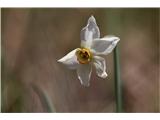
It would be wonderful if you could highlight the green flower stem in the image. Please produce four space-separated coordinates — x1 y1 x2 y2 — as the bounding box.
114 45 123 112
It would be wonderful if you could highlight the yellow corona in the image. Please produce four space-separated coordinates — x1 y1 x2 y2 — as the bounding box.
76 48 92 64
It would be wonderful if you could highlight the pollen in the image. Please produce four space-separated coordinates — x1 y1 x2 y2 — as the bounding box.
76 48 92 64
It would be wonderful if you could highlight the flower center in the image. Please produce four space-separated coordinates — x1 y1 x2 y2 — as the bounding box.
76 48 92 64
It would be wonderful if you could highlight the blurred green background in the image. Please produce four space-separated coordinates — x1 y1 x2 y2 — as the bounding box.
1 8 159 112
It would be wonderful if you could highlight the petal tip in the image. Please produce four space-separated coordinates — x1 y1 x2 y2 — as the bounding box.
57 57 65 63
90 15 95 19
101 72 108 78
57 58 62 62
88 15 96 24
78 76 90 87
114 37 120 45
115 37 120 42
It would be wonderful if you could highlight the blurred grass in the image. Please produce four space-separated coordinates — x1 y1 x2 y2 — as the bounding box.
1 74 25 112
32 84 56 112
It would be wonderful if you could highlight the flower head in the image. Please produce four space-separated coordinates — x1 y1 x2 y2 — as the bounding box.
58 16 120 87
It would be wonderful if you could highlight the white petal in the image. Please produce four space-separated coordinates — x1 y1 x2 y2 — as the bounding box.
93 56 108 78
77 64 92 87
80 16 100 48
58 49 79 69
91 35 120 55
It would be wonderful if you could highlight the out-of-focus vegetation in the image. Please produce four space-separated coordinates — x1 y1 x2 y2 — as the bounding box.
1 8 159 112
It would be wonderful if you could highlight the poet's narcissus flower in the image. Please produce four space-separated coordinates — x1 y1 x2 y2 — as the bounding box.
58 16 120 87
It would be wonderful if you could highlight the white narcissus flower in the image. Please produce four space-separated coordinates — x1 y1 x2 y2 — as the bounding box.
58 16 120 87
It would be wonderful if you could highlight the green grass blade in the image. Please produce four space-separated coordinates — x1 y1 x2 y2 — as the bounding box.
32 84 56 112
